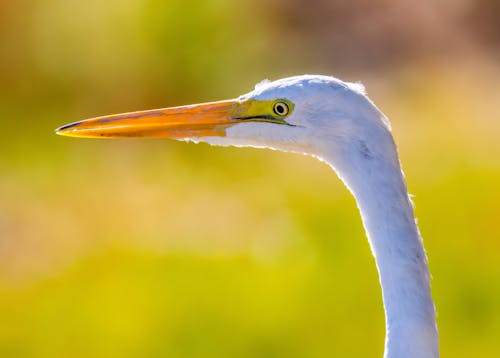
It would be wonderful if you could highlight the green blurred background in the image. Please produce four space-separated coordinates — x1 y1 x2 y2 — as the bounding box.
1 0 499 356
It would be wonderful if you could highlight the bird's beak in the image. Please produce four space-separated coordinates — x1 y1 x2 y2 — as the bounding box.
55 100 241 139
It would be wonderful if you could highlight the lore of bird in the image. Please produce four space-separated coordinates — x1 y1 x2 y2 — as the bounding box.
56 75 439 358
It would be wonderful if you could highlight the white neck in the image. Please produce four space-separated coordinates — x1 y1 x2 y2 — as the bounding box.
321 141 439 358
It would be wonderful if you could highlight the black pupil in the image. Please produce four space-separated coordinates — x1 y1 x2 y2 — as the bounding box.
276 103 286 115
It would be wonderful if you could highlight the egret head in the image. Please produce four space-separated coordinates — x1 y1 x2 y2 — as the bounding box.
56 75 393 168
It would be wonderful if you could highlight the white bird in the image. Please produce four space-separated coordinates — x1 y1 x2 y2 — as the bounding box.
56 75 439 358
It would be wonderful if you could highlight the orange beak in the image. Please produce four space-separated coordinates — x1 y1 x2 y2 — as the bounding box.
55 100 240 139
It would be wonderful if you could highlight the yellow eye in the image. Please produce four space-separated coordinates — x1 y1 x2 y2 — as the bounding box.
273 102 289 116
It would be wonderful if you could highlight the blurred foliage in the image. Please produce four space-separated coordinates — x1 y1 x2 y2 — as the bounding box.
0 0 499 357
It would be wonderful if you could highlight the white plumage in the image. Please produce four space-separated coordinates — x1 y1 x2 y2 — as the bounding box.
199 76 439 357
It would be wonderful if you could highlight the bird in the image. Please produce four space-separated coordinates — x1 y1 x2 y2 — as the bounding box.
56 75 439 358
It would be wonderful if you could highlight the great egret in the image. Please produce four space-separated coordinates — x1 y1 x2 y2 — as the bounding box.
56 75 439 358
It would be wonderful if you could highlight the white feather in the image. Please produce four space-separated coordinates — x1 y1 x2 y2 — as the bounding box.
183 75 439 358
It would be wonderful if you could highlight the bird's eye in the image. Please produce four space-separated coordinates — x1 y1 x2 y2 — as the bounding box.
273 102 289 116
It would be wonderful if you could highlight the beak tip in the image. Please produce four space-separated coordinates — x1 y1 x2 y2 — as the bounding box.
55 121 81 136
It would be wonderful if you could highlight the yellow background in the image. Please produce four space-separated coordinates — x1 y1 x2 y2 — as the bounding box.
1 1 499 356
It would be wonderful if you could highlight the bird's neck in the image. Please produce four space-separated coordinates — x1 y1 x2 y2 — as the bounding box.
322 144 439 358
